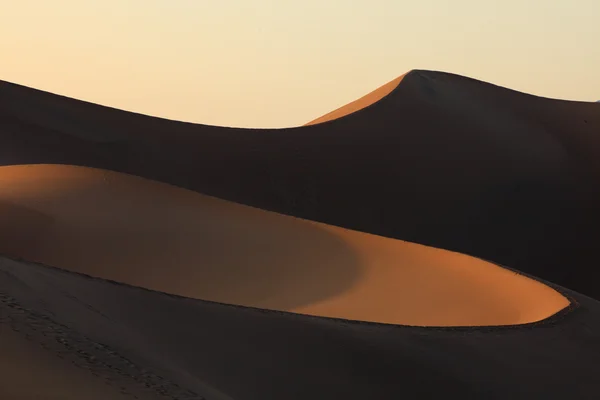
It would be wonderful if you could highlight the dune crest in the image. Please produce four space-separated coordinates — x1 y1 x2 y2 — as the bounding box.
304 74 406 125
0 164 569 327
2 70 598 303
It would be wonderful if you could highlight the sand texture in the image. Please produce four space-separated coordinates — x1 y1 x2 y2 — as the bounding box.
0 328 140 400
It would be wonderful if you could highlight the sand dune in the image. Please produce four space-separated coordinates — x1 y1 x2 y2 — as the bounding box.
304 74 406 125
1 255 599 399
0 164 568 326
1 70 598 300
0 70 599 399
0 329 138 400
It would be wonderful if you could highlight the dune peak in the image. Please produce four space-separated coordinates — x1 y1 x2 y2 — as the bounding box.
304 73 409 126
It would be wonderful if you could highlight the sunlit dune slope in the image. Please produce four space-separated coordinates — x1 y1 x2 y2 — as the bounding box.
304 74 406 125
0 164 568 326
1 71 598 300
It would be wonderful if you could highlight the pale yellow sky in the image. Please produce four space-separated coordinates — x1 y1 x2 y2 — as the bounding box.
2 0 599 128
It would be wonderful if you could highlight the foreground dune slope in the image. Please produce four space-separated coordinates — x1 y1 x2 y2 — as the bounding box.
0 329 139 400
0 164 568 327
1 256 599 399
0 71 599 300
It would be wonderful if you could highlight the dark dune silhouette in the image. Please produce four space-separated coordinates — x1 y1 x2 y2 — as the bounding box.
1 255 599 399
0 70 598 299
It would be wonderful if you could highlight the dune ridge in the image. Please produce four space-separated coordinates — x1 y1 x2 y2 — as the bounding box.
1 70 598 300
0 164 569 327
303 74 406 125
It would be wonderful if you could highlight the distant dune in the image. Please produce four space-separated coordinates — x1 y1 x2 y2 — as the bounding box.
0 164 568 326
304 74 406 125
1 70 598 299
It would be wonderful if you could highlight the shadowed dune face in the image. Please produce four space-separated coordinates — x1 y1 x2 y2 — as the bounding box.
0 71 598 301
1 257 598 400
0 164 569 326
304 74 406 125
0 200 54 258
0 329 138 400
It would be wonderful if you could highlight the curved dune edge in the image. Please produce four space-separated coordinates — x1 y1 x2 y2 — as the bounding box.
0 164 569 327
0 72 407 130
304 74 407 125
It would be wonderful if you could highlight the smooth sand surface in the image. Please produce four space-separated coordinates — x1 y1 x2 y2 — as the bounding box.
304 74 406 125
0 71 598 399
2 70 598 301
0 164 568 326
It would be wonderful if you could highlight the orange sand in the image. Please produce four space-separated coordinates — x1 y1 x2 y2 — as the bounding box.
304 74 406 125
0 164 569 326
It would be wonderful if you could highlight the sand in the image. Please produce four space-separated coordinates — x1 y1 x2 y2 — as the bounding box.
0 328 139 400
304 74 406 125
1 70 598 301
0 164 568 327
0 70 598 399
1 255 599 399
